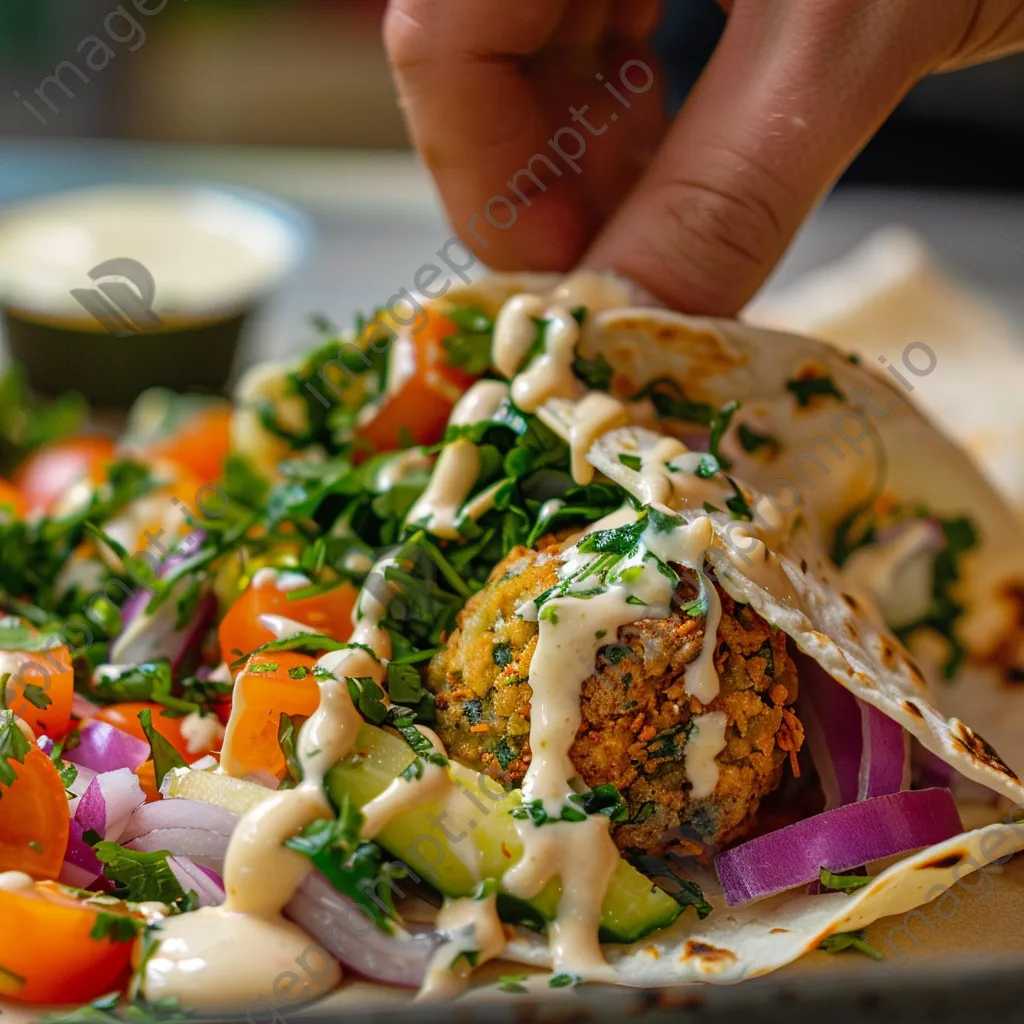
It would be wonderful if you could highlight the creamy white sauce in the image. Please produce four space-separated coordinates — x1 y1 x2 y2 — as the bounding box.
417 894 507 1002
342 551 374 575
251 567 309 592
359 727 452 841
508 508 718 975
448 380 509 427
257 613 316 641
684 711 728 799
374 450 433 492
386 331 418 397
0 871 35 892
404 381 510 540
179 712 225 757
567 393 629 485
146 596 387 1006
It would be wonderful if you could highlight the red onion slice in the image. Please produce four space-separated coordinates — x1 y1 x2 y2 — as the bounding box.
65 719 150 774
120 798 439 987
715 788 963 906
61 769 146 888
112 531 216 673
797 654 906 808
858 702 908 800
285 872 439 989
169 856 225 908
798 658 862 808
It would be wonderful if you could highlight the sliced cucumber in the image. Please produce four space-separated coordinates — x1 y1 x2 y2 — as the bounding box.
326 725 682 944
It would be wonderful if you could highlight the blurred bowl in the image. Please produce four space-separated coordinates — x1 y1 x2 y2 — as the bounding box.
0 184 310 408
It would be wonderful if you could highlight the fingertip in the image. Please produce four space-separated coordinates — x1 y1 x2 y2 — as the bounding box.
449 189 592 273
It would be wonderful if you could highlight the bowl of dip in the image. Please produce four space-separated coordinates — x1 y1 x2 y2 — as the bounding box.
0 184 309 408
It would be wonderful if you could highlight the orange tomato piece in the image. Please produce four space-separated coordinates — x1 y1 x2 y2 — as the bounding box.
0 881 138 1004
218 571 357 664
14 436 116 515
1 644 73 740
358 311 477 452
92 702 216 762
135 759 161 803
0 479 25 518
221 652 320 779
148 405 233 485
0 745 71 880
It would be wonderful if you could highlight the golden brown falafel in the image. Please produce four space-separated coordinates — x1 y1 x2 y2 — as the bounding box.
427 544 804 857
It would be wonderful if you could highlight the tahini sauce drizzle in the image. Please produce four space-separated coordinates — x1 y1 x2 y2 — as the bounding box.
405 381 509 539
506 511 718 976
144 559 400 1008
417 893 507 1002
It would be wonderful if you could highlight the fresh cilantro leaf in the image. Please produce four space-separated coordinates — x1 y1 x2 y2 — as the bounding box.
137 709 187 789
618 453 643 472
624 852 713 919
572 349 614 391
707 400 738 469
549 973 580 988
20 682 52 710
346 676 389 726
737 423 781 457
630 378 714 424
93 843 190 909
694 453 720 479
0 709 32 790
818 930 884 960
285 794 407 931
819 867 872 893
90 913 143 944
497 974 529 994
277 713 305 789
786 375 846 407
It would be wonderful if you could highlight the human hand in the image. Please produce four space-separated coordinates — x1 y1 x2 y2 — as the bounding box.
385 0 1024 316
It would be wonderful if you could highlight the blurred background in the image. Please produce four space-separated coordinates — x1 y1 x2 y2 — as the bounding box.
1 0 1022 384
2 0 1023 185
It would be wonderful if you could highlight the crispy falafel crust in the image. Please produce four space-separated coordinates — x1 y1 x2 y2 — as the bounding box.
427 545 805 857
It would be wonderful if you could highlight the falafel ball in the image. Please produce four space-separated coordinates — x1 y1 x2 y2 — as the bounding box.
427 543 805 857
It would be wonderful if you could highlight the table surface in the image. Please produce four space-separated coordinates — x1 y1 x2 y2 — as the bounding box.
2 138 1023 374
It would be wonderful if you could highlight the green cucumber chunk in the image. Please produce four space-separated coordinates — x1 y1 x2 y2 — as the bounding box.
325 724 682 944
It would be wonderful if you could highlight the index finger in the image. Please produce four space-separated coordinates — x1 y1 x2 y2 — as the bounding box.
384 0 590 271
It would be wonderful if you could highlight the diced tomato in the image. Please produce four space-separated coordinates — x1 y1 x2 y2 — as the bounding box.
91 702 217 762
218 570 357 665
147 405 233 485
135 759 160 803
0 744 71 880
0 881 139 1003
0 643 73 740
14 436 116 515
221 652 320 780
0 479 25 518
358 311 477 452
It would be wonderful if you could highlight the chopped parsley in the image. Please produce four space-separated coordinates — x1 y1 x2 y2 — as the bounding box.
618 453 643 472
277 713 305 789
285 794 407 931
572 349 615 392
818 930 883 960
92 843 193 911
137 709 186 790
0 708 32 790
786 375 846 407
819 867 872 893
737 423 781 457
90 913 143 944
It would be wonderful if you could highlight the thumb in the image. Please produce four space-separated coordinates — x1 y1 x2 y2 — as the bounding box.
581 0 976 317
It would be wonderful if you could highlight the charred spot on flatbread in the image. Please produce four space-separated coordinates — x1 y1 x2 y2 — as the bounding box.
683 941 737 963
950 721 1020 781
920 852 965 870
